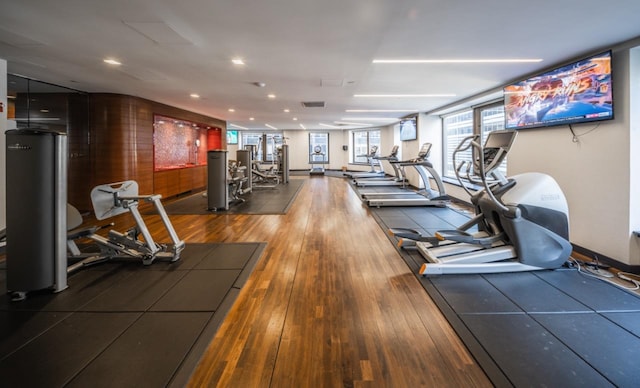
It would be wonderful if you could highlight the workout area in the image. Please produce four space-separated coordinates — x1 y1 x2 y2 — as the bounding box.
2 2 640 387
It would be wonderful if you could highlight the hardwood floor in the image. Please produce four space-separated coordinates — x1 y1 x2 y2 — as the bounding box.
149 176 492 387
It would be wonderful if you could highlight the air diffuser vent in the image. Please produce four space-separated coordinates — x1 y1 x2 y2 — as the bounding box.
301 101 325 108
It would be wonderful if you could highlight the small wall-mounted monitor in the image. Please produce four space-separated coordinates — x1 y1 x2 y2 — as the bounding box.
226 129 238 145
399 116 417 141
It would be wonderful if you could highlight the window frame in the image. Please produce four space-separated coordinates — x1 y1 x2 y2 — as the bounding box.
442 101 507 182
351 129 381 165
309 132 329 164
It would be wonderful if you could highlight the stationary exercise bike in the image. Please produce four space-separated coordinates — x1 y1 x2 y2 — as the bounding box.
389 130 571 275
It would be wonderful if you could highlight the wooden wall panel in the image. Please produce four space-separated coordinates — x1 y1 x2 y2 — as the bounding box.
82 93 225 212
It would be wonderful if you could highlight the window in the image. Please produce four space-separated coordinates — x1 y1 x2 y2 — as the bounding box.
352 130 381 164
442 110 473 179
240 132 283 162
477 104 506 177
442 102 507 181
309 132 329 164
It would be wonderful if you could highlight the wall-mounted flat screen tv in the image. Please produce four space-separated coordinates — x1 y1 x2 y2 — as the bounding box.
226 129 238 145
504 50 613 130
399 116 417 141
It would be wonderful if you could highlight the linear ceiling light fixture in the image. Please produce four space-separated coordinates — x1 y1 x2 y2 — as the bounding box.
265 124 278 130
334 121 371 126
340 117 399 121
103 58 122 65
299 123 307 130
319 123 339 129
372 58 543 64
229 123 248 130
231 58 245 65
354 94 455 98
345 109 417 112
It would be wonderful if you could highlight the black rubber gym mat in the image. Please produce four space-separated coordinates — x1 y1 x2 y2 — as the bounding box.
483 272 591 313
461 313 615 387
65 312 211 388
366 202 640 387
532 312 640 387
0 312 141 387
150 269 240 311
536 270 640 312
159 178 304 215
430 275 522 313
0 242 265 387
602 311 640 337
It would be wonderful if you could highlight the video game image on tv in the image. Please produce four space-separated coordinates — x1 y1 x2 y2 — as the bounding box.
504 51 613 129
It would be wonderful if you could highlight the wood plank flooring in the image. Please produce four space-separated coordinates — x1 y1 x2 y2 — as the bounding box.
147 176 492 387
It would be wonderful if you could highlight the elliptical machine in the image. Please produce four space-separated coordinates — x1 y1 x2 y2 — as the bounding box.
389 130 571 275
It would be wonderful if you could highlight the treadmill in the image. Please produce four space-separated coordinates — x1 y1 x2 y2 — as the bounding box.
353 145 408 187
364 143 448 207
343 146 384 179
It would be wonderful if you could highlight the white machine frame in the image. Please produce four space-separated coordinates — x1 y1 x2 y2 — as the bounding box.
67 180 185 271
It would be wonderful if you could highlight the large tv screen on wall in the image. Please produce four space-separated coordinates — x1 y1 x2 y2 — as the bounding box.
504 50 613 130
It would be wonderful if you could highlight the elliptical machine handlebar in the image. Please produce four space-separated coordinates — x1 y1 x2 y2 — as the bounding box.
452 131 518 213
452 134 481 198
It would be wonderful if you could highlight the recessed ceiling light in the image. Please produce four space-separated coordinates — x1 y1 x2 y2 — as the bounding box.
249 117 255 121
372 58 543 64
268 94 276 99
103 58 122 65
354 94 455 98
231 58 245 65
293 117 298 121
40 109 49 113
190 93 200 98
228 108 235 112
283 109 290 113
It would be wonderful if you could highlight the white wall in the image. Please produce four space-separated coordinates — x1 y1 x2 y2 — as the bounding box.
419 46 640 267
504 48 634 265
627 46 640 265
0 58 7 231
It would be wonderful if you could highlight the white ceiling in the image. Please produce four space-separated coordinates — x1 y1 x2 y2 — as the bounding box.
2 0 640 131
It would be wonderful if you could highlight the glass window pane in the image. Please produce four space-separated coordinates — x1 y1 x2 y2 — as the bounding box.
353 131 369 163
443 110 473 179
352 129 381 164
309 132 329 163
480 105 507 177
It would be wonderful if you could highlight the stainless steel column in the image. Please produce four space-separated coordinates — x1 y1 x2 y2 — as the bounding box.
207 150 228 211
5 128 68 299
236 149 252 192
281 144 289 183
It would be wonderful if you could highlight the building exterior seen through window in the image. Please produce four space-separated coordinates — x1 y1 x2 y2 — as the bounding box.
352 130 381 164
309 132 329 164
442 103 506 180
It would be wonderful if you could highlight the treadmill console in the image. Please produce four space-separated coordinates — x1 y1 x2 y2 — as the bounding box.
417 143 432 159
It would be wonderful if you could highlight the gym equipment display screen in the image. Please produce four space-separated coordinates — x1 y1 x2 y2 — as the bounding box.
399 116 417 141
504 50 613 130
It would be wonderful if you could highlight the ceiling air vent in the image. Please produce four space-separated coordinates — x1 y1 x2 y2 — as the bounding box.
301 101 325 108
